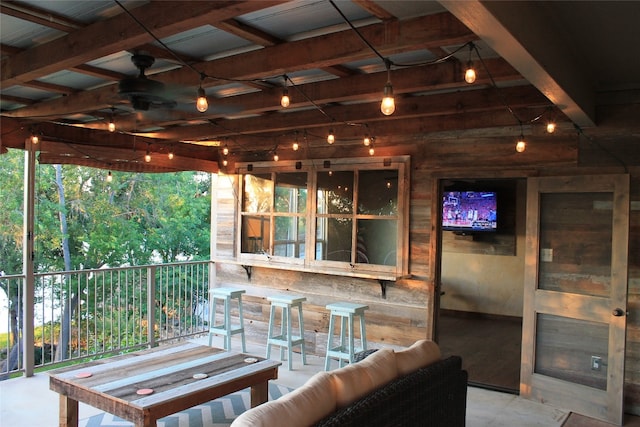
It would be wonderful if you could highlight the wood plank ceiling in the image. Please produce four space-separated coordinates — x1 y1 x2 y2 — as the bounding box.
1 1 639 173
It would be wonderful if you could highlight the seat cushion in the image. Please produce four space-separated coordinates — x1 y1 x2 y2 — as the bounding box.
395 339 441 376
230 371 336 427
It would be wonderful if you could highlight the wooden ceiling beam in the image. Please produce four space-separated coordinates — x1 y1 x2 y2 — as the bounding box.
1 1 288 86
0 1 82 33
439 0 595 127
4 12 476 119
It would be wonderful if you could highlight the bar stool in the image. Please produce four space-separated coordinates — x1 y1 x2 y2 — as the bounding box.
208 287 246 352
324 302 369 370
266 294 307 370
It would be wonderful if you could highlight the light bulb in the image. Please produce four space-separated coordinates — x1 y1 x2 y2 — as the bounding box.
516 138 526 153
223 144 229 156
380 82 395 115
145 152 151 162
293 141 299 151
106 171 113 182
108 120 116 132
273 152 279 162
327 129 335 144
546 121 556 134
168 151 174 160
222 159 228 167
196 87 208 113
281 88 290 108
31 134 39 144
363 136 371 146
464 63 476 84
369 146 375 156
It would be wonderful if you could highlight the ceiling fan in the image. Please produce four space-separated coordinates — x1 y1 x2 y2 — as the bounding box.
118 53 179 111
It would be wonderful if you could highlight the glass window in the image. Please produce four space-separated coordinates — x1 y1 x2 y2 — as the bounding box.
238 157 408 276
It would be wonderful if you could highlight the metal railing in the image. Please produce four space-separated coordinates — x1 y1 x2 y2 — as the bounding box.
0 261 211 377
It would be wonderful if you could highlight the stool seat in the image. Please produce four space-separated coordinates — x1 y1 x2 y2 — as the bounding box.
208 287 246 352
325 302 368 370
266 294 307 370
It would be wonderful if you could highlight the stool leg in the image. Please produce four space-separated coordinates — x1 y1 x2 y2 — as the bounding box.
237 295 246 352
286 305 293 370
339 316 347 368
208 296 215 346
359 312 367 352
279 307 286 362
348 313 355 364
325 314 335 371
266 304 276 359
297 303 307 365
224 297 231 351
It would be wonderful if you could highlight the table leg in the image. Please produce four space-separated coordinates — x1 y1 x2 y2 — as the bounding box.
59 395 79 427
250 381 269 408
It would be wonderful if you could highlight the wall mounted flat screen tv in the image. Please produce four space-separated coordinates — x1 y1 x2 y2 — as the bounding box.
442 191 497 233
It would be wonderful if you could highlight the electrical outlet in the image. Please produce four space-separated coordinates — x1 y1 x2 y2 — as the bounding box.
591 355 602 370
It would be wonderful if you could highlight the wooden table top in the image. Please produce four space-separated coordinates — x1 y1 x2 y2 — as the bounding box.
49 342 281 424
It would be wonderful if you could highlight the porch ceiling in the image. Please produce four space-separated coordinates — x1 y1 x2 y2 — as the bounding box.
1 1 639 173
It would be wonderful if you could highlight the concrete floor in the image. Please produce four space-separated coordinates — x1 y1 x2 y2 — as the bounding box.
0 335 572 427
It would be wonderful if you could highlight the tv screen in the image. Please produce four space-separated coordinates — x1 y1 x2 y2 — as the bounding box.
442 191 497 232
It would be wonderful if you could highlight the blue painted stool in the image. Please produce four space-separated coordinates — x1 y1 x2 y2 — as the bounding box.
208 287 246 352
266 294 307 370
324 302 369 370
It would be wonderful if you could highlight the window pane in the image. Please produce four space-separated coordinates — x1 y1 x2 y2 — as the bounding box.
274 217 305 258
357 219 397 265
358 170 398 215
316 218 352 261
243 173 272 213
317 171 353 214
275 172 307 213
242 215 270 253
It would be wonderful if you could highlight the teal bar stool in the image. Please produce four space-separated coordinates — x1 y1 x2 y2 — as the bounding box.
266 294 307 370
324 302 369 370
208 287 246 352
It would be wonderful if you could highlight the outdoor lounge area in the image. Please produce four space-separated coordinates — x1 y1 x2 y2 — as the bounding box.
1 1 640 426
0 335 587 427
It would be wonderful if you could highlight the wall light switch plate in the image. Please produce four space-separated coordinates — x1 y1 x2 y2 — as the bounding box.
541 248 553 262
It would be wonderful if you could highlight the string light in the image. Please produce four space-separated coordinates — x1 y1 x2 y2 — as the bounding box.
30 133 39 144
369 145 375 156
273 151 279 162
380 59 395 116
222 159 228 167
281 75 290 108
145 151 151 162
464 42 477 84
363 135 371 146
168 150 174 160
106 171 113 182
515 135 526 153
223 144 229 156
327 129 335 144
196 74 208 113
108 108 116 132
546 121 556 133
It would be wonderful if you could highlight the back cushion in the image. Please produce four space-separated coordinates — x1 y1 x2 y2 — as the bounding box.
395 339 441 376
330 362 375 407
358 348 398 388
230 371 336 427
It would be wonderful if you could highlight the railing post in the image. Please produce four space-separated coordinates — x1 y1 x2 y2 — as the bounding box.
147 266 156 348
22 140 36 377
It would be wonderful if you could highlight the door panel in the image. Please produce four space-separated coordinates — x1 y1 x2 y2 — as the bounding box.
521 174 629 425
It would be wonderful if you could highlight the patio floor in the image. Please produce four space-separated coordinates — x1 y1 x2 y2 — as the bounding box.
0 335 574 427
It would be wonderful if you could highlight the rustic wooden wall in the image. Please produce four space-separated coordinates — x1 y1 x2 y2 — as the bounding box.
211 133 640 415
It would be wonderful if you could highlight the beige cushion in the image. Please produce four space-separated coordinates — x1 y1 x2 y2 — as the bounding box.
330 362 375 408
395 339 441 376
230 372 336 427
358 348 398 388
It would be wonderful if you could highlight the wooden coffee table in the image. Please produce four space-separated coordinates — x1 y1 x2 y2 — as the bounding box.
49 342 281 427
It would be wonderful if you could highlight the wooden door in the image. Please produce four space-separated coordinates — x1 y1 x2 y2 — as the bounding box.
521 174 629 425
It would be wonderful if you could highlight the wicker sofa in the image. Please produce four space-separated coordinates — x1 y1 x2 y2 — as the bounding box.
231 340 468 427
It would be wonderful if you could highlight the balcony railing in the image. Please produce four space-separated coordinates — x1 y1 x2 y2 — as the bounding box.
1 261 212 378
